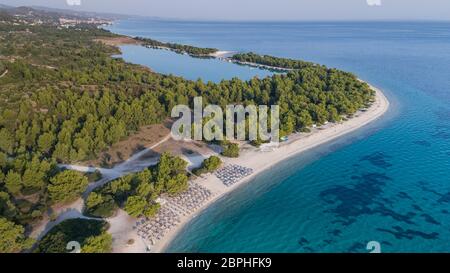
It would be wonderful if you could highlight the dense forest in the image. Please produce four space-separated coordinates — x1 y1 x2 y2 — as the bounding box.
34 218 111 253
231 52 318 70
0 8 374 252
85 153 188 219
135 37 218 56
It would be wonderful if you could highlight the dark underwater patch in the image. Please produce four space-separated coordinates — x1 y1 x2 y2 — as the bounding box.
376 226 439 240
347 242 365 253
437 192 450 204
320 172 392 225
372 207 416 225
432 126 450 140
329 229 342 236
380 197 395 206
331 219 356 226
298 237 309 246
303 247 314 253
397 191 413 200
320 173 428 228
360 152 393 169
420 213 441 225
411 204 423 212
418 181 442 197
413 140 431 147
432 131 450 140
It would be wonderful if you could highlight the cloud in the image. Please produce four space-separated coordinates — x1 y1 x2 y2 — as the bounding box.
66 0 81 6
366 0 382 6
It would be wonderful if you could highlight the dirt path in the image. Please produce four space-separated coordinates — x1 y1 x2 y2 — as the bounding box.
30 133 172 241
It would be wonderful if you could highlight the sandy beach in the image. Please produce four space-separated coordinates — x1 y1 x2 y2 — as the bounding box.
209 50 236 58
138 85 389 253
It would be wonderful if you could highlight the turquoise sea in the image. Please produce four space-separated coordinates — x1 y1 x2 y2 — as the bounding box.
106 20 450 252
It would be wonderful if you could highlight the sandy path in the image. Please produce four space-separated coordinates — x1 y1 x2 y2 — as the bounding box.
0 69 8 78
30 133 172 242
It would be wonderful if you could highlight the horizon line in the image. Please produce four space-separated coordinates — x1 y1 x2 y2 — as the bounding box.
4 4 450 23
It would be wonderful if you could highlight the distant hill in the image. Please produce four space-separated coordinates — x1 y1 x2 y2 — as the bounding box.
30 5 129 20
0 4 13 10
1 4 164 21
0 5 118 24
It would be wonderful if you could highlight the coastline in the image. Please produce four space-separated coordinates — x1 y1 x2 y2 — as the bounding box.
94 30 390 254
145 85 389 253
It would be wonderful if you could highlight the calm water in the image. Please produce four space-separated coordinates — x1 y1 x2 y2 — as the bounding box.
107 20 450 253
115 45 274 82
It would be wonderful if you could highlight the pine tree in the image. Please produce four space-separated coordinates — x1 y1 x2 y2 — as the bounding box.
5 171 22 196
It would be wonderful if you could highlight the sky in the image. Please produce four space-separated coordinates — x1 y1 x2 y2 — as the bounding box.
1 0 450 21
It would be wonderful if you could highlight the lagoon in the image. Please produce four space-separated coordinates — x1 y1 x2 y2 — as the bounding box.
116 44 274 82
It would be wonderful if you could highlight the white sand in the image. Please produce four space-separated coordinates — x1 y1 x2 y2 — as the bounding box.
0 69 7 78
119 85 388 253
209 50 236 58
107 209 148 253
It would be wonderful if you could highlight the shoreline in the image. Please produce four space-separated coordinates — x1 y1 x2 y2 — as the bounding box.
146 85 389 253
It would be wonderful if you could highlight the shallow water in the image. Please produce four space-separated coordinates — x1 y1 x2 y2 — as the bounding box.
107 20 450 253
116 44 274 82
